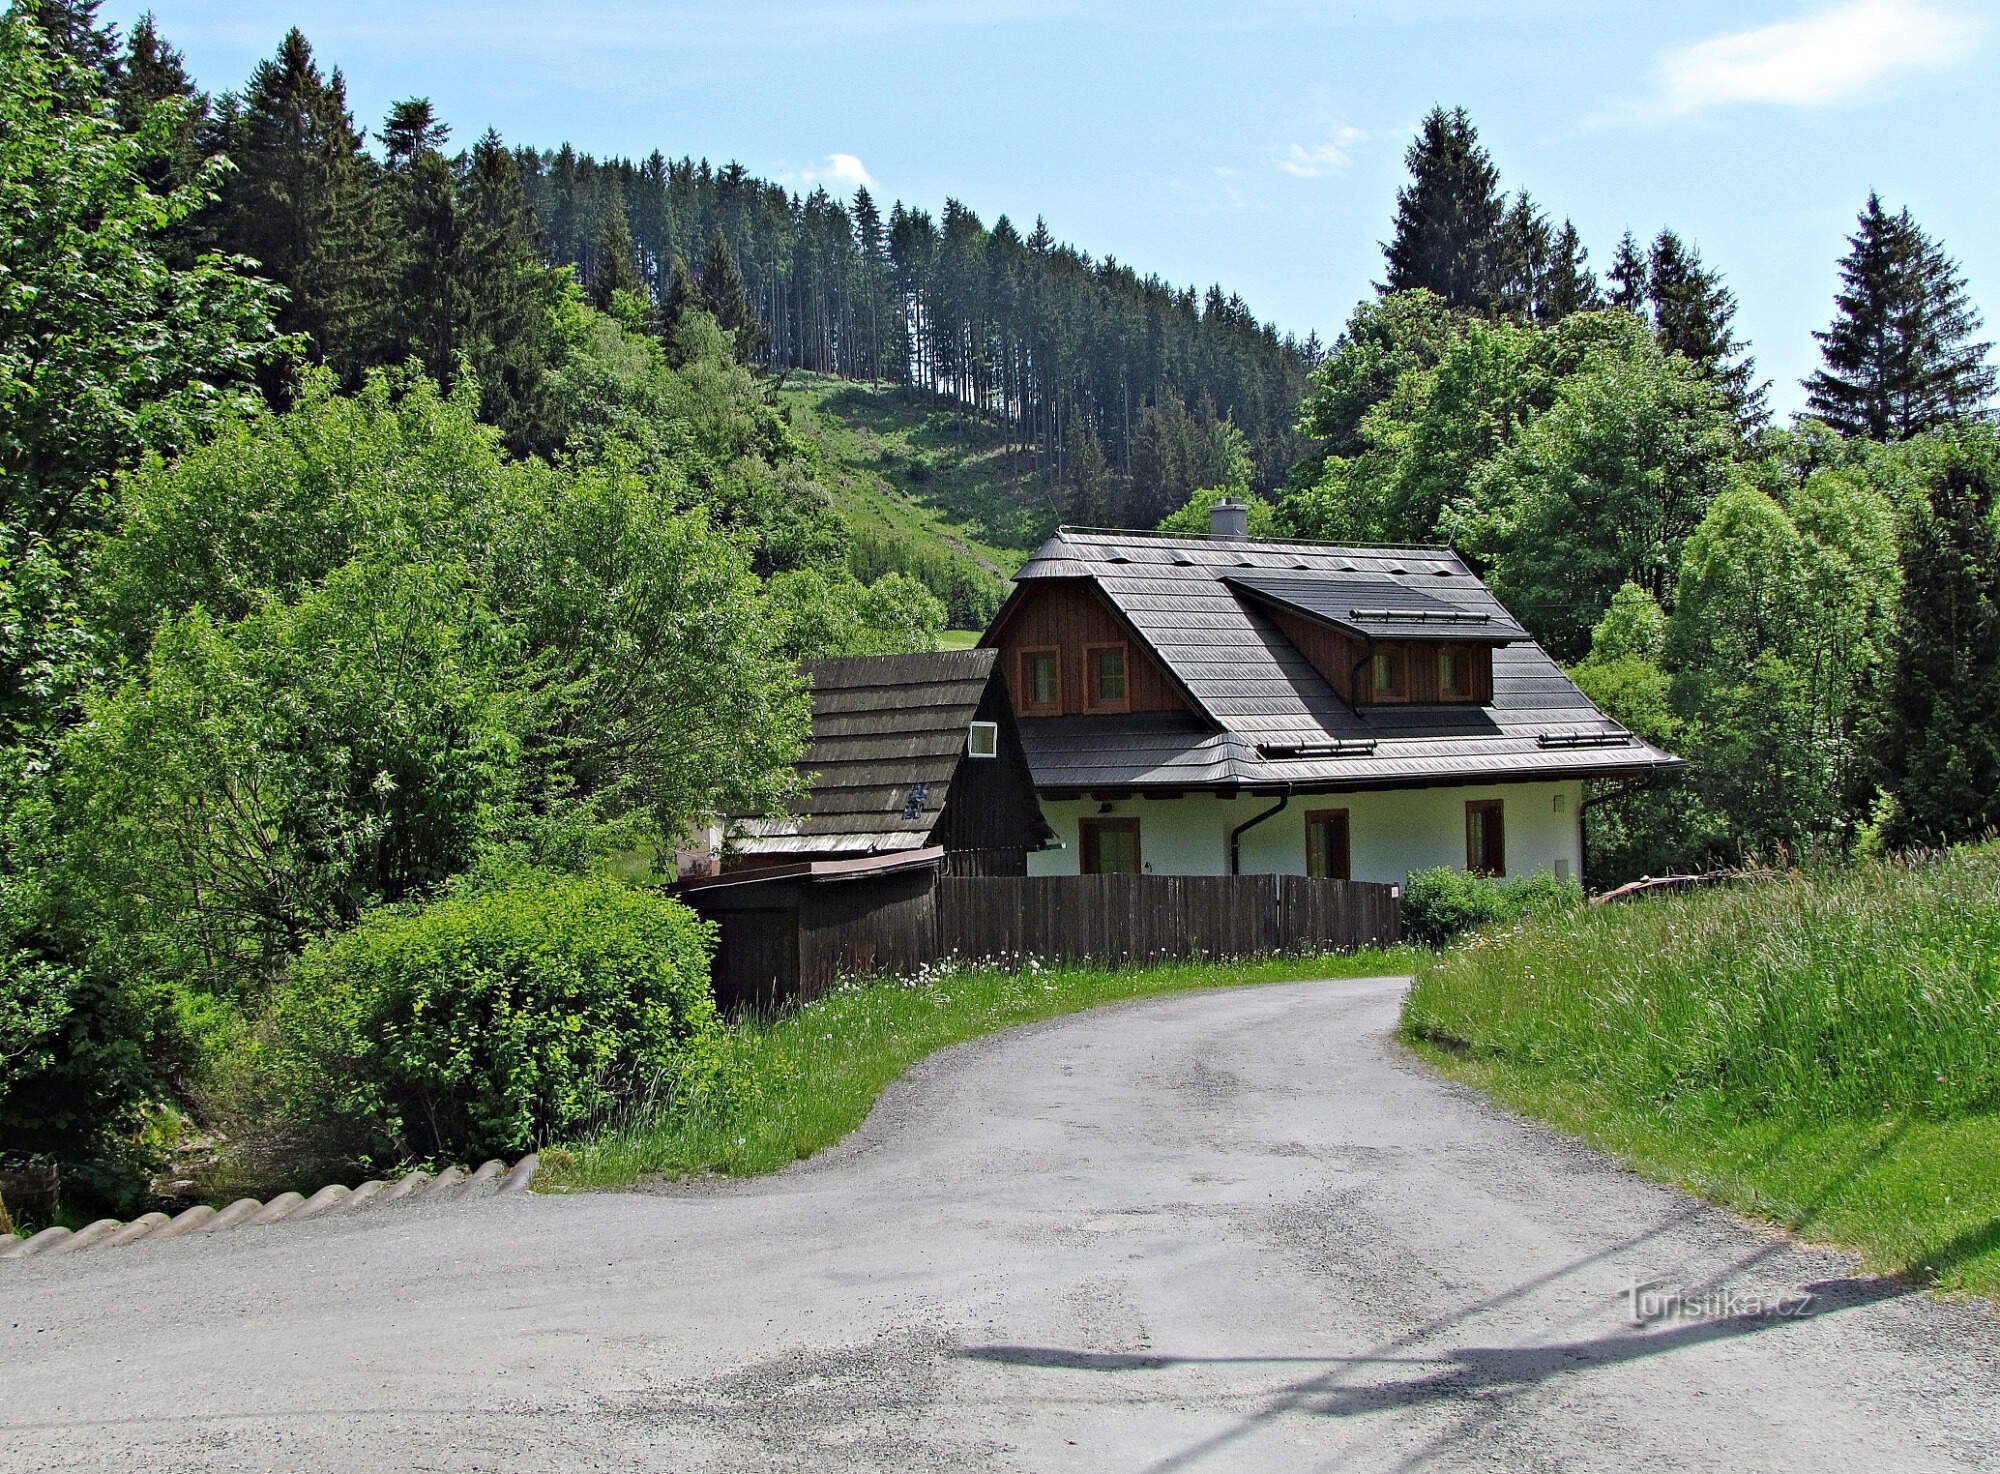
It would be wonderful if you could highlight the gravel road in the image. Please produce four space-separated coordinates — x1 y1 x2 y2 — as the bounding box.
4 975 1996 1473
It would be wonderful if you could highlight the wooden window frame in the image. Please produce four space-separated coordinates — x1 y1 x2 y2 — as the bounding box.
967 720 998 759
1304 807 1351 882
1078 816 1142 875
1083 641 1132 714
1466 799 1506 878
1017 645 1062 716
1370 643 1410 704
1438 645 1473 701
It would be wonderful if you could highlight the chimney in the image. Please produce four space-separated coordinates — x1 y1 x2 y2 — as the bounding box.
1209 497 1249 540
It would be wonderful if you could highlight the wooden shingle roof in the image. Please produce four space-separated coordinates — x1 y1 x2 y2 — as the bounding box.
733 651 998 857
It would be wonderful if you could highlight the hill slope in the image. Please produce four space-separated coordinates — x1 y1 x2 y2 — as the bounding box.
781 374 1061 627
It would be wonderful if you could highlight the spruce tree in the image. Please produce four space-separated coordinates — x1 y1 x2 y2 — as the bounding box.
1805 193 1996 439
1879 447 2000 847
1541 221 1600 320
850 185 888 381
656 252 700 341
1606 231 1647 314
19 0 119 86
381 99 460 384
585 186 644 311
698 227 764 361
221 29 389 380
1646 229 1767 426
458 129 568 451
380 95 448 165
1381 106 1506 313
112 15 207 246
1496 192 1551 323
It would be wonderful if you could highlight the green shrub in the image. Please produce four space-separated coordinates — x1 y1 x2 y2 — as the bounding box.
1402 867 1502 943
272 876 725 1166
1402 866 1584 945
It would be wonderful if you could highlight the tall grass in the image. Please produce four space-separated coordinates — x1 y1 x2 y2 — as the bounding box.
1405 846 2000 1122
1403 844 2000 1294
541 947 1418 1191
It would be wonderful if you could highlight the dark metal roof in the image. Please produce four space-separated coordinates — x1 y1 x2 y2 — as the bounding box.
1008 530 1682 791
1224 572 1527 644
733 651 998 857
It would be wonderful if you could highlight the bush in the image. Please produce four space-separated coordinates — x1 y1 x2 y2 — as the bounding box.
1402 866 1583 945
271 877 726 1166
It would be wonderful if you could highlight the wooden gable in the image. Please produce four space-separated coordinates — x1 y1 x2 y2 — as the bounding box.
989 580 1194 719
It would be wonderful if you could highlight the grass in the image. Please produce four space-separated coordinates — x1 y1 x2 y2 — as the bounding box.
1402 844 2000 1295
540 946 1420 1191
937 628 982 650
779 372 1048 573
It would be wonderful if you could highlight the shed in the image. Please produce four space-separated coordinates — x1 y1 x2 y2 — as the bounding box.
677 848 945 1011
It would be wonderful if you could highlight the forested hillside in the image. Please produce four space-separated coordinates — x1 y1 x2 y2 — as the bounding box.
516 150 1316 524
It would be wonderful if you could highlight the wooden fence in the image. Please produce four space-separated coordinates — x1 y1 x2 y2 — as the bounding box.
687 868 1403 1011
933 874 1401 968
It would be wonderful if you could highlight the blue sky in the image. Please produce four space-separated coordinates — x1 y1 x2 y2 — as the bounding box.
130 0 1997 416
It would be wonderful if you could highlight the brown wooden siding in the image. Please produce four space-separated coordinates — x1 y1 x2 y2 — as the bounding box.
935 874 1401 965
1271 608 1365 700
684 868 1405 1010
929 678 1048 874
993 582 1192 717
1267 608 1492 705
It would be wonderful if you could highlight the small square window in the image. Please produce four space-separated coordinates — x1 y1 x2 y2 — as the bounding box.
1083 643 1130 712
1094 647 1126 700
968 720 998 758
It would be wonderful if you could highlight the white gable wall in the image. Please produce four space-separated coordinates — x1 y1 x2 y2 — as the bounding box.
1029 780 1583 885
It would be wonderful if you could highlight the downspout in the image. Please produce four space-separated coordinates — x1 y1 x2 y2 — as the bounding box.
1348 635 1377 723
1228 784 1293 876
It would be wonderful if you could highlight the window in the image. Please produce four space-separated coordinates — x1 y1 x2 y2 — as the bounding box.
1466 799 1505 877
967 720 998 759
1439 646 1473 700
1084 642 1131 713
1371 644 1407 702
1305 809 1351 881
1018 647 1061 716
1079 817 1141 874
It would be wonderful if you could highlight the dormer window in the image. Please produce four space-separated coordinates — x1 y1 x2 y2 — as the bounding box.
1371 645 1408 702
1439 646 1472 700
968 721 998 758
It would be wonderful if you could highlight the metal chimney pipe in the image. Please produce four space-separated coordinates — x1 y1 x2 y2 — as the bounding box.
1209 497 1249 539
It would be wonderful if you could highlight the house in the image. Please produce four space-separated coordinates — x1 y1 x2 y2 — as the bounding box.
979 500 1682 884
724 649 1052 877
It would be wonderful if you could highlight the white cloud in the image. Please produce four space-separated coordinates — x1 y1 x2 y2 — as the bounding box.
1275 125 1367 179
777 153 877 192
1645 0 1981 118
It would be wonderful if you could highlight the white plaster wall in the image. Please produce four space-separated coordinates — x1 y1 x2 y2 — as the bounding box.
1029 781 1584 885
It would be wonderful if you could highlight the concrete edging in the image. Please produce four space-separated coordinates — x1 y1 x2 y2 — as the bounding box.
0 1154 537 1264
